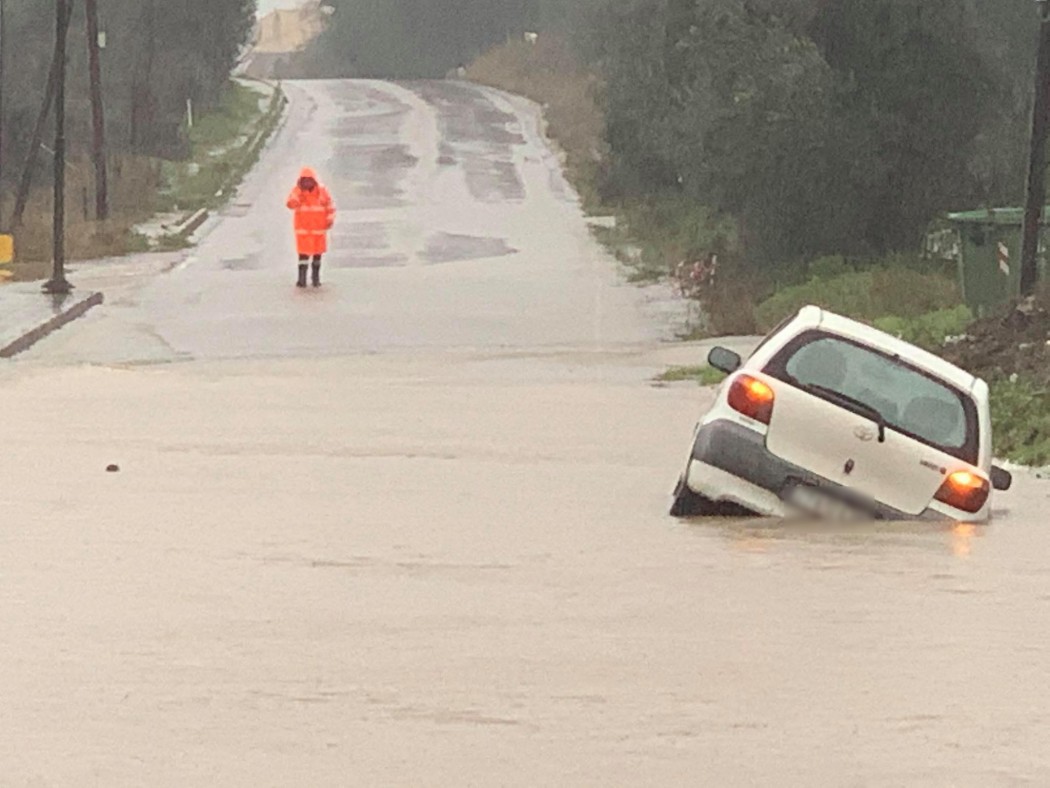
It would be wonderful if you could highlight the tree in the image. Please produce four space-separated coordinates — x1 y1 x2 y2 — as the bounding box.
301 0 541 78
588 0 1014 263
0 0 256 175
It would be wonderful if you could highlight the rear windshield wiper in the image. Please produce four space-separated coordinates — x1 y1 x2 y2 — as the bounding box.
803 383 887 443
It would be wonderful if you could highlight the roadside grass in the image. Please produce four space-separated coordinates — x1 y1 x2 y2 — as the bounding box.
158 81 284 216
872 306 972 353
10 155 163 270
753 265 961 332
597 197 739 283
656 365 727 386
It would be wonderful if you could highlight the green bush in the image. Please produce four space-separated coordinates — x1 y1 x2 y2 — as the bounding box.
806 255 849 280
655 365 727 385
990 376 1050 466
618 196 738 269
754 267 961 332
872 306 973 352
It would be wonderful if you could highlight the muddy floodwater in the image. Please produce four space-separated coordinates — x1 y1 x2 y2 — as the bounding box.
4 79 1049 785
2 355 1047 786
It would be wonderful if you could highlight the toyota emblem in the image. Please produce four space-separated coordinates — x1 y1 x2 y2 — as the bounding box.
853 425 876 442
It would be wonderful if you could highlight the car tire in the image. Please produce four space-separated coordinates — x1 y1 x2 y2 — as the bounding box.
669 474 719 517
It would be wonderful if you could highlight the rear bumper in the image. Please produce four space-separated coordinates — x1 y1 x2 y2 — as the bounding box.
687 419 947 521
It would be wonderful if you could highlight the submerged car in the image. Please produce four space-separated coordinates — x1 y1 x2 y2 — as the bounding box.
671 305 1012 523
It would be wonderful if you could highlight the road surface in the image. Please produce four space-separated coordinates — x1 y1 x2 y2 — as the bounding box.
4 80 1049 786
33 80 675 365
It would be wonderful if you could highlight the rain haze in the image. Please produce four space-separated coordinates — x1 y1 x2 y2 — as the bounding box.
257 0 307 12
1 1 1049 786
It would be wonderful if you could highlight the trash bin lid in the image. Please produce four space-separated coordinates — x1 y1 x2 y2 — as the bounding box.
946 207 1046 226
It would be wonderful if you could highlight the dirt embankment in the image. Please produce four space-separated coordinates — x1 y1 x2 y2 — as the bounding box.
943 298 1050 387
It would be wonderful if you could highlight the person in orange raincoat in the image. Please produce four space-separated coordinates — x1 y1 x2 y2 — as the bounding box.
286 167 336 287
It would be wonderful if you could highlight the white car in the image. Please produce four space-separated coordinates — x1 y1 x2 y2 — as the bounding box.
671 305 1012 522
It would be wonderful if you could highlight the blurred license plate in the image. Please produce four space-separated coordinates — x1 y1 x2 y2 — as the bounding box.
784 483 867 521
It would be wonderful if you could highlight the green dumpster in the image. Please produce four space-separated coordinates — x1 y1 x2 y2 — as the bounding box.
946 208 1049 317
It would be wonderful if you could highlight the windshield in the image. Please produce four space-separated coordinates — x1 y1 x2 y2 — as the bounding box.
764 332 979 463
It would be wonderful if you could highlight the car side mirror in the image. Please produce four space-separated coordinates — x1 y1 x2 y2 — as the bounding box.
991 465 1013 492
708 346 742 375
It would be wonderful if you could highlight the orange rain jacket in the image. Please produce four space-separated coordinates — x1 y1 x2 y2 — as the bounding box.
286 167 336 257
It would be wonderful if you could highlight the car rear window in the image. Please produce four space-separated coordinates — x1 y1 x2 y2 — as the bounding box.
763 331 979 463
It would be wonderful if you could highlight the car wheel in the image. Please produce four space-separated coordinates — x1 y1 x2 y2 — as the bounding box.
669 474 719 517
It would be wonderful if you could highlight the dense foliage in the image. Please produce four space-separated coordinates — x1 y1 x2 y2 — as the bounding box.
301 0 542 78
304 0 1040 267
590 0 1033 264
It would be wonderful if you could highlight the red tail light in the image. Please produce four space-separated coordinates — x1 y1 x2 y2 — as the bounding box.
935 470 990 514
727 375 775 425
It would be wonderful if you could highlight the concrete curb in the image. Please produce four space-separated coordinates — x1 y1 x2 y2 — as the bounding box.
175 208 211 237
0 291 105 358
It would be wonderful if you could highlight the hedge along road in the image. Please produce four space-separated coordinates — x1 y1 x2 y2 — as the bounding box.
3 79 1049 786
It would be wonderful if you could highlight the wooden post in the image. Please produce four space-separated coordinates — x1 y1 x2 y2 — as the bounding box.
85 0 108 221
43 0 72 294
1020 1 1050 297
0 0 6 231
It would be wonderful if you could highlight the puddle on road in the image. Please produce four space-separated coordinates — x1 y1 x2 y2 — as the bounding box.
423 232 516 264
329 253 409 269
410 81 527 202
220 255 261 271
329 142 417 210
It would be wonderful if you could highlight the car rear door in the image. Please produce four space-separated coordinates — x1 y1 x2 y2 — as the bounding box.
764 383 958 516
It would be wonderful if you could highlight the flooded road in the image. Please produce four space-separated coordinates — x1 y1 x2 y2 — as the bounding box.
4 80 1050 785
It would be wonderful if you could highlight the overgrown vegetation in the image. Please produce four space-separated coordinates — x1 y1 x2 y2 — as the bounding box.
989 377 1050 467
159 83 284 215
296 0 542 78
936 296 1050 466
2 0 255 164
10 80 279 270
753 265 961 332
1 1 256 268
655 365 726 386
590 0 1028 266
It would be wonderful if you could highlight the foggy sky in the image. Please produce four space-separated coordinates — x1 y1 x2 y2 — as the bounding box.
257 0 306 14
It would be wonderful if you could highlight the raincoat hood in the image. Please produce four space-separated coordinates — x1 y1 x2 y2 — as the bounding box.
299 167 318 181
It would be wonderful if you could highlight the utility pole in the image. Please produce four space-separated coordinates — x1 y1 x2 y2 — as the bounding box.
85 0 108 221
0 0 6 231
44 0 71 295
1020 0 1050 298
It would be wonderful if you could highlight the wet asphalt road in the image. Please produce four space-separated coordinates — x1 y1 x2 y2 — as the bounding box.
33 80 674 364
6 80 1050 786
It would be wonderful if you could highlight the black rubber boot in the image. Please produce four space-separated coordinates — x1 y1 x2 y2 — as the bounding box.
297 264 308 288
311 261 321 287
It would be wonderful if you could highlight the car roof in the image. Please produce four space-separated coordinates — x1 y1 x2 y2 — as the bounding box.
790 305 980 393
